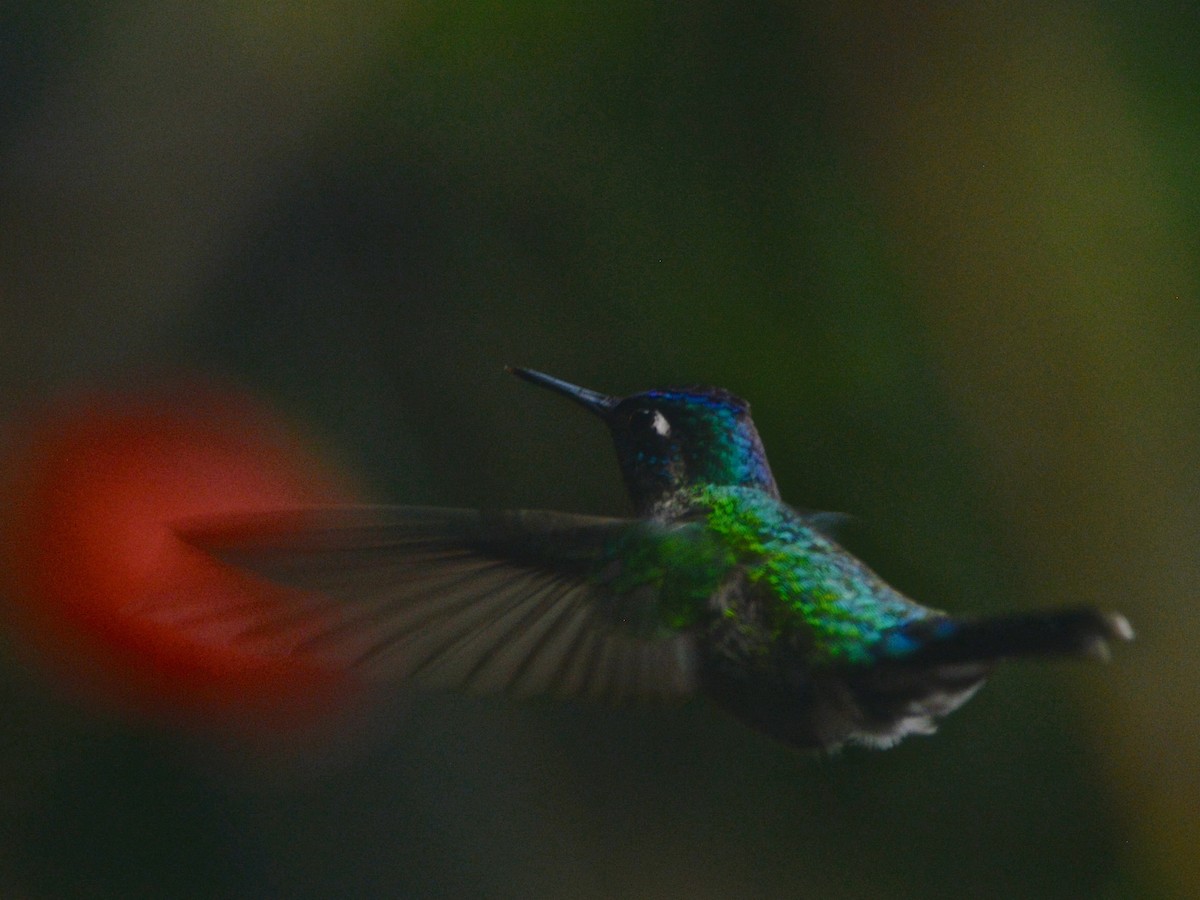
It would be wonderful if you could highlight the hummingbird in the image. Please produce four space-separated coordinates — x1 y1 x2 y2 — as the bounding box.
179 368 1133 751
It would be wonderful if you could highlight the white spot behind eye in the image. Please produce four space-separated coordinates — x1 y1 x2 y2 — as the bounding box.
651 410 671 437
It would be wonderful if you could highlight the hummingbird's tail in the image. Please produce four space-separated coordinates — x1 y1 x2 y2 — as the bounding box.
827 607 1134 750
875 607 1134 667
705 607 1132 752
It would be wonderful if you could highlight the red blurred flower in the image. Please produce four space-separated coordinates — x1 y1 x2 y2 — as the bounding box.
0 382 361 737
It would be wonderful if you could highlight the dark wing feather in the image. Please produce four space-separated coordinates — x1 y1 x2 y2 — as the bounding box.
169 506 699 702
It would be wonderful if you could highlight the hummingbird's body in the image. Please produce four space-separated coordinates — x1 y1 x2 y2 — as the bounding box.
642 483 973 748
180 369 1131 751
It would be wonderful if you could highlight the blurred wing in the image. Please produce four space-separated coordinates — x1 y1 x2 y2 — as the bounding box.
171 506 699 703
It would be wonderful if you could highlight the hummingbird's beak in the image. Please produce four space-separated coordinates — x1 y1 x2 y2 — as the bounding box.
506 367 619 417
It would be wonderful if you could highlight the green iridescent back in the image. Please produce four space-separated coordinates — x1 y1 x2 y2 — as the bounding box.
694 485 934 666
595 484 932 667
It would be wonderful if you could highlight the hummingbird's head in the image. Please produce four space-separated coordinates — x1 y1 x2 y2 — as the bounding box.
509 367 779 515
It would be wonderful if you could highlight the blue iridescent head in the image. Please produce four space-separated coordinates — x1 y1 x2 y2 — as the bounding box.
510 368 778 515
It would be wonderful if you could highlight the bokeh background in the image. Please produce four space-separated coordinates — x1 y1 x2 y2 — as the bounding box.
1 2 1197 897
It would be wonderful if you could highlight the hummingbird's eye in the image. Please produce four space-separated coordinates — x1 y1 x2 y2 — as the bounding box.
629 407 671 438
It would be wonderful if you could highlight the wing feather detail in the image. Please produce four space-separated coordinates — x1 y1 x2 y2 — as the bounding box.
173 506 701 703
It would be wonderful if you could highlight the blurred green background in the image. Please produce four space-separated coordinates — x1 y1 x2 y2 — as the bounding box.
1 2 1196 897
